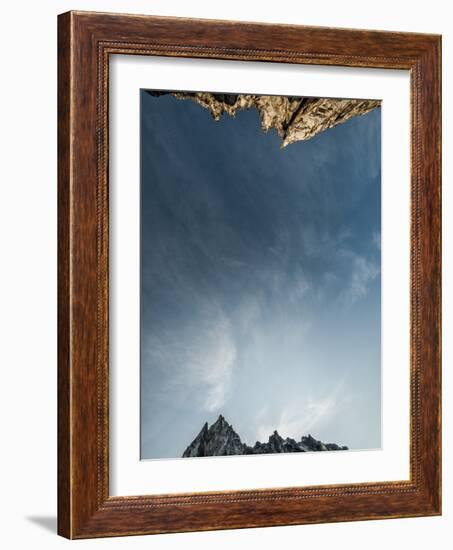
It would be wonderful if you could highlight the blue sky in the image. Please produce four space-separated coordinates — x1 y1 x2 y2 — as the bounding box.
140 91 381 459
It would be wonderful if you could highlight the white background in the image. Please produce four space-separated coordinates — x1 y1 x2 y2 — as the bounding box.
0 0 450 548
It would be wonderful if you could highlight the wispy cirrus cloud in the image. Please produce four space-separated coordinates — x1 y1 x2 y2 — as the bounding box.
255 381 346 442
143 302 237 413
189 316 237 412
372 231 381 250
337 249 379 306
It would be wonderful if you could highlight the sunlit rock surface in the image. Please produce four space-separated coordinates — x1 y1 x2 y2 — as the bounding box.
148 91 380 146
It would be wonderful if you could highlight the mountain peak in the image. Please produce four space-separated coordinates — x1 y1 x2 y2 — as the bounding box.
182 416 246 458
213 414 227 426
182 417 348 457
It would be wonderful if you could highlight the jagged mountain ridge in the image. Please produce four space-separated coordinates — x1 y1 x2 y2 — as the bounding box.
183 415 348 458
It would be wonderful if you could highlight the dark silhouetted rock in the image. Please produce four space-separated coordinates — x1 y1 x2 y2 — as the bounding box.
183 416 348 457
182 415 248 457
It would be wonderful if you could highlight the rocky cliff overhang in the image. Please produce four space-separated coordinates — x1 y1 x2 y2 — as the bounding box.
147 91 380 147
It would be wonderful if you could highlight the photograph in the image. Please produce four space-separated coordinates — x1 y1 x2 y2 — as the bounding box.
140 90 382 460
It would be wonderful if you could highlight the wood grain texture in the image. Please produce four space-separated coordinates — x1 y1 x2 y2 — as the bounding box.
57 11 71 538
57 10 442 539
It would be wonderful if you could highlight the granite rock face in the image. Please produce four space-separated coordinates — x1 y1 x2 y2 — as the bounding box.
147 91 380 146
182 415 247 457
182 415 348 458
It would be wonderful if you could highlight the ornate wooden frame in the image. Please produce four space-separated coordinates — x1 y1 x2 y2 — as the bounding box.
58 10 441 539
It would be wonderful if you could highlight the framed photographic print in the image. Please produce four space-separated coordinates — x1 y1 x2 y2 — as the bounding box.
58 11 441 539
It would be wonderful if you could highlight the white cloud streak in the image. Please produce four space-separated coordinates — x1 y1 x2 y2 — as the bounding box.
255 382 345 442
144 303 237 413
338 250 379 306
372 231 381 250
187 316 237 412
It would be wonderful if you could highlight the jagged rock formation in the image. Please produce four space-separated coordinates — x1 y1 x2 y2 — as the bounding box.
147 91 380 146
183 415 348 458
182 415 248 457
